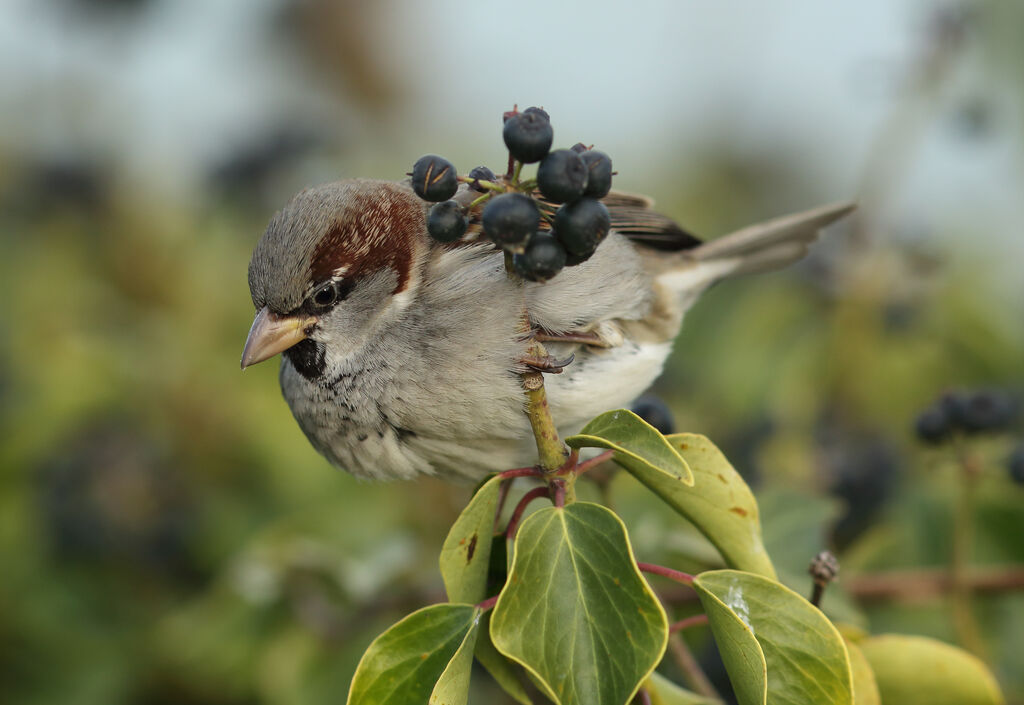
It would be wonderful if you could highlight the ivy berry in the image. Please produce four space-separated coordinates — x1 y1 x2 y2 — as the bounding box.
1009 443 1024 485
514 232 567 282
538 149 588 204
554 198 611 263
580 150 613 198
503 108 554 164
411 155 458 202
427 200 467 243
482 193 540 252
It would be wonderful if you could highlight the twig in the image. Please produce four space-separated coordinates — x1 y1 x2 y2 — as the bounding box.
668 633 721 701
950 438 986 658
506 487 550 541
669 614 709 634
499 466 543 479
637 562 696 586
573 450 615 476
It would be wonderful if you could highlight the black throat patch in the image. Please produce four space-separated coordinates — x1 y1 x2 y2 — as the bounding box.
283 338 326 381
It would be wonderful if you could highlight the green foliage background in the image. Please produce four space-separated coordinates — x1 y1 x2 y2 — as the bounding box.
1 2 1023 703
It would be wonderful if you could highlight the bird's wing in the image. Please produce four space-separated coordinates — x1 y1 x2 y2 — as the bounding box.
600 190 704 251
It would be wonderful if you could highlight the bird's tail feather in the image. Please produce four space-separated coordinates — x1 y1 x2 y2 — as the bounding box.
689 201 856 276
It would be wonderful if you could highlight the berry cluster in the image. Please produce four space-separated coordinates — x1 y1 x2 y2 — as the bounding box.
408 106 615 282
914 388 1019 445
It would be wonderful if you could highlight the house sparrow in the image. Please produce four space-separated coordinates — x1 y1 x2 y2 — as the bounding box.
242 178 853 481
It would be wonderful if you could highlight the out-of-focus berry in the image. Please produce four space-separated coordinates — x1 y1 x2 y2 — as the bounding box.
514 232 566 282
467 166 496 192
427 200 467 242
631 396 675 435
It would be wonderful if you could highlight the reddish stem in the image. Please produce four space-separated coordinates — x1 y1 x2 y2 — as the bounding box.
476 594 499 611
499 466 543 479
633 688 652 705
493 478 513 533
574 450 615 476
637 562 696 586
555 447 580 475
551 479 566 508
506 487 551 540
669 614 709 634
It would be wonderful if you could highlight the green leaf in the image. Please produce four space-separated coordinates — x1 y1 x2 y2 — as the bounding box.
843 637 880 705
440 474 502 603
644 671 722 704
347 603 480 705
859 634 1005 705
429 612 481 705
491 502 668 705
694 569 853 705
623 433 776 579
474 611 532 705
566 409 694 486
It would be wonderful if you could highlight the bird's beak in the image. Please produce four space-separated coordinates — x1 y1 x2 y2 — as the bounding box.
240 306 318 369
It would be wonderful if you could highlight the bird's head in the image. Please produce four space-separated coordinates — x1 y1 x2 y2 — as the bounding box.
241 178 427 379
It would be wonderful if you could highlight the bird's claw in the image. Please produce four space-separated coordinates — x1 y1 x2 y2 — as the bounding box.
520 352 575 374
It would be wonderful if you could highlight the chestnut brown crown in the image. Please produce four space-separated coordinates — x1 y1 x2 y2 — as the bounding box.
247 179 426 316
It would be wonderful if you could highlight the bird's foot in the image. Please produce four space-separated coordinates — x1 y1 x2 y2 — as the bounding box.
519 352 575 374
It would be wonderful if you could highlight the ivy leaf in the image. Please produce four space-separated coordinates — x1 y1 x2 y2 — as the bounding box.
347 603 480 705
644 671 722 704
566 409 694 486
474 611 532 705
843 637 880 705
440 474 502 603
429 611 482 705
490 502 668 705
860 634 1005 705
624 433 776 579
694 570 853 705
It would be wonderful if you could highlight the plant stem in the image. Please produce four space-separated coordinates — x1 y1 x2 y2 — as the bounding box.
522 370 570 475
637 562 696 586
476 594 499 611
951 439 986 658
506 486 550 541
669 614 709 634
668 633 721 700
499 467 543 479
633 687 652 705
574 450 615 476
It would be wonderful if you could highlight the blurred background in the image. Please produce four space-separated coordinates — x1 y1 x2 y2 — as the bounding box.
1 0 1022 702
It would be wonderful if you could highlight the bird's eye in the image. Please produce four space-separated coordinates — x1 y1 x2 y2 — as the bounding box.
312 282 338 308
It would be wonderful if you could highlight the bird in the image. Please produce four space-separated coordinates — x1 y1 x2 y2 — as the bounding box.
242 177 854 482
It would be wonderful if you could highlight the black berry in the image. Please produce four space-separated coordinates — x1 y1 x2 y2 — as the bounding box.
1009 443 1024 485
554 198 611 258
915 405 951 445
631 396 676 435
958 389 1017 433
523 106 550 121
538 149 588 203
411 155 458 202
482 193 540 252
580 150 613 198
467 165 496 192
503 109 553 164
514 232 566 282
427 200 467 243
570 142 589 154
